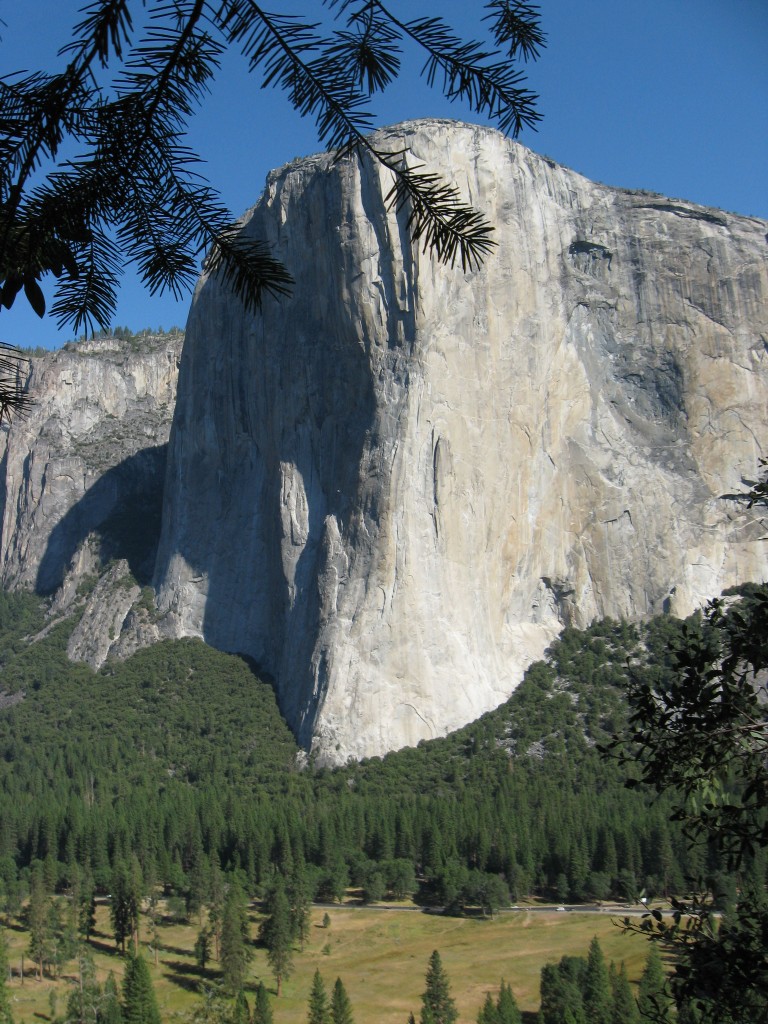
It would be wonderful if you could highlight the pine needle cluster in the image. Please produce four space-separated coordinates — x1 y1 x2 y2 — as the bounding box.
0 1 544 343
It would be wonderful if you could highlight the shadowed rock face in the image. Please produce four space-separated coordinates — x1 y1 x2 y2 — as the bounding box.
0 335 181 599
153 120 768 764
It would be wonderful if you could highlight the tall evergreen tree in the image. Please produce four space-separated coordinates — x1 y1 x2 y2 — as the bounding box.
102 972 123 1024
111 863 141 954
308 969 331 1024
232 989 250 1024
75 869 97 941
207 862 226 962
186 852 209 926
610 962 639 1024
259 879 293 997
496 981 521 1024
477 993 499 1024
122 950 161 1024
583 938 612 1024
637 945 671 1023
253 982 274 1024
420 951 457 1024
538 961 586 1024
26 867 49 980
288 866 312 951
331 977 354 1024
220 882 252 995
194 928 212 970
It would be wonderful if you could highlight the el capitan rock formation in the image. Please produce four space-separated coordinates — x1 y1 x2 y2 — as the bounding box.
145 120 768 763
0 122 766 761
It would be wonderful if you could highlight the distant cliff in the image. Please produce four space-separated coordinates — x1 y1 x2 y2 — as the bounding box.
148 120 768 764
0 332 182 662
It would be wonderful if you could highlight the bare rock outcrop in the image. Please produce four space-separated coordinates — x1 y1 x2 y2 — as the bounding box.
152 120 768 763
66 559 141 668
0 333 182 665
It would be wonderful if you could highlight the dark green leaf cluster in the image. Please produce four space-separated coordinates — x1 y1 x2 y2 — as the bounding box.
611 587 768 866
0 1 544 339
606 584 768 1022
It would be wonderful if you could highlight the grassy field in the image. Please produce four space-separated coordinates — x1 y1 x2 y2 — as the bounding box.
3 902 653 1024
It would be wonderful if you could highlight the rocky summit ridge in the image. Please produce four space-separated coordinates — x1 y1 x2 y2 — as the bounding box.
2 121 768 763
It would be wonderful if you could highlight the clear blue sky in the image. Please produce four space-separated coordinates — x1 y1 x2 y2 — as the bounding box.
1 0 766 349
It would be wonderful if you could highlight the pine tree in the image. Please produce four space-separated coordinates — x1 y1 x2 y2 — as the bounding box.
0 929 13 1024
220 883 252 995
253 982 274 1024
331 977 354 1024
26 867 50 980
259 879 294 997
1 2 542 343
187 852 209 926
111 863 141 954
76 869 97 941
583 937 612 1024
420 951 457 1024
610 962 639 1024
102 971 123 1024
233 989 250 1024
288 866 312 951
477 993 499 1024
308 969 331 1024
194 928 212 970
122 950 161 1024
637 945 671 1023
496 981 521 1024
539 961 586 1024
207 861 226 961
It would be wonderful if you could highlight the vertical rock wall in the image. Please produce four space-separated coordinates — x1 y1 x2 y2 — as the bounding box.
0 334 182 614
153 121 768 763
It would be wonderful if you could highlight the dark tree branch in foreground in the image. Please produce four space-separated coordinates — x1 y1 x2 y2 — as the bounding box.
0 1 544 337
0 343 31 424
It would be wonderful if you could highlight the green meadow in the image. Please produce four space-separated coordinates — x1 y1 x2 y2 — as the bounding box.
3 900 652 1024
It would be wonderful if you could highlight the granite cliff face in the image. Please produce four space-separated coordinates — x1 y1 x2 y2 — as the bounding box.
152 120 768 764
0 333 182 664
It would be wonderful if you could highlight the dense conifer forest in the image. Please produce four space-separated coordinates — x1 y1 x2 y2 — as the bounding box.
1 586 760 917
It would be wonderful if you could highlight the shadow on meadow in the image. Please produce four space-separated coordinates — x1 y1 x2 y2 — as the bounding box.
161 969 205 995
162 958 220 983
156 941 196 957
86 938 123 959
